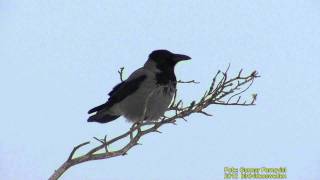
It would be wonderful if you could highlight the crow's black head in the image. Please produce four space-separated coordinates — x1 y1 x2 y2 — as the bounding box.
148 49 191 71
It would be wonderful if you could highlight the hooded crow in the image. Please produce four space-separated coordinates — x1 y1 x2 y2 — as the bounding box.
88 49 191 123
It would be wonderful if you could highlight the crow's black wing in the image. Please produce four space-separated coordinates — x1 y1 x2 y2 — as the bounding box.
108 81 124 97
106 74 147 106
88 75 147 114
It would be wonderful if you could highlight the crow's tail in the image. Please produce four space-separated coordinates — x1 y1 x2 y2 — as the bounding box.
87 103 120 123
87 113 120 123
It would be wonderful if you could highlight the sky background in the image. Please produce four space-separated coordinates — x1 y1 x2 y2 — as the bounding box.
1 0 320 180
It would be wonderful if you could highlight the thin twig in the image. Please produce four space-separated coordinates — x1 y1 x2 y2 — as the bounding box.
67 141 90 161
118 67 124 82
177 80 200 84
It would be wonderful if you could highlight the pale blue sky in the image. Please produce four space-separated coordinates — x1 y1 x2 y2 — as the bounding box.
1 0 320 180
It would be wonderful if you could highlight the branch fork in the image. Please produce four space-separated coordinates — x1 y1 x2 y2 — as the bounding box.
49 65 259 180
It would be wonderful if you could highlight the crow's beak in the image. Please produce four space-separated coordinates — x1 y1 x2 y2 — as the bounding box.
173 53 191 62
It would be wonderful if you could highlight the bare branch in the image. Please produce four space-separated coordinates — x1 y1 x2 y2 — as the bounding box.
49 65 259 180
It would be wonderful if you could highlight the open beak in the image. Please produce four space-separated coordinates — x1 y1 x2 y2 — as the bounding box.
173 53 191 62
